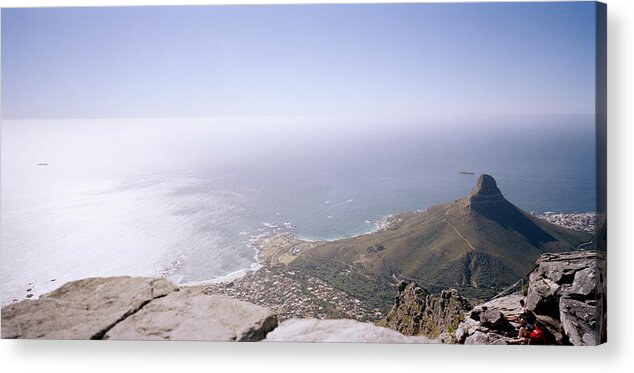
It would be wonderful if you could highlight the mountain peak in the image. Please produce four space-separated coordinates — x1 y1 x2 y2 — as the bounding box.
471 174 501 196
468 174 505 208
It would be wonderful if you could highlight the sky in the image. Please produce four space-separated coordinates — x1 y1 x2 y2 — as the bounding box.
1 2 597 122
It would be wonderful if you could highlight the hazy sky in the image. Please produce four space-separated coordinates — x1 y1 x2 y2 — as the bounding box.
1 2 597 122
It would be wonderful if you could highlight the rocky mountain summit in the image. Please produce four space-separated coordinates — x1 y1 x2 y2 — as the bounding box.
467 174 506 208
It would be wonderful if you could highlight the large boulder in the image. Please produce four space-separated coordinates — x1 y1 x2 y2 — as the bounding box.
1 277 176 339
526 275 560 318
455 317 480 344
265 318 434 343
478 308 514 333
1 277 277 341
475 293 525 316
105 289 277 341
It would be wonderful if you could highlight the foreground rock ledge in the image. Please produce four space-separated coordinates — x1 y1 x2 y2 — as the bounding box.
1 276 277 341
105 288 278 341
265 319 434 343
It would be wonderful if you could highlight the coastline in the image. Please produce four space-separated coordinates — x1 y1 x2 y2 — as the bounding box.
179 262 262 289
182 212 405 288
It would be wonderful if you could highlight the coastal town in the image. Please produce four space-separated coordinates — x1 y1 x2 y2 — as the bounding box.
535 211 597 233
204 263 382 322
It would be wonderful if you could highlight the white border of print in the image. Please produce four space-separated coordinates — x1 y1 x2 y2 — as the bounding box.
0 1 632 373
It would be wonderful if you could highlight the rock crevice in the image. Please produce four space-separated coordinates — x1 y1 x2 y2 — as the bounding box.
91 291 170 340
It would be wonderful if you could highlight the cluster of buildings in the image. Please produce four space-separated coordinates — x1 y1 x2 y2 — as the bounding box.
204 264 380 322
536 211 596 233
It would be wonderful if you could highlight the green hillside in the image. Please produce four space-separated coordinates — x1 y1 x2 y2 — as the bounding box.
288 175 592 305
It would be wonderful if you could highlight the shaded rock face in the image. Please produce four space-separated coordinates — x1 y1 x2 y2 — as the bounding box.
468 174 505 208
265 319 434 343
379 282 472 339
453 250 605 345
477 308 515 333
467 174 557 246
1 277 277 341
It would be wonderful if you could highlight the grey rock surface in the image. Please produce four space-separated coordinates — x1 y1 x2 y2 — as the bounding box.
559 297 598 346
380 282 472 338
1 276 176 339
464 330 509 345
568 266 596 297
478 308 514 333
526 275 561 316
265 318 434 343
105 289 278 341
455 318 479 344
2 277 277 341
475 293 524 316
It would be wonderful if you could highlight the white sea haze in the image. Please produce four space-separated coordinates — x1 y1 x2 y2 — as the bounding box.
0 117 595 304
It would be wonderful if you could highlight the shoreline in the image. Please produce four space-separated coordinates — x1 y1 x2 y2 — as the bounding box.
294 213 402 243
185 212 406 287
180 212 402 288
179 262 263 289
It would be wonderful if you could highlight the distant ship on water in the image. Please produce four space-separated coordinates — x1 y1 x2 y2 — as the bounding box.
37 163 49 166
459 171 475 175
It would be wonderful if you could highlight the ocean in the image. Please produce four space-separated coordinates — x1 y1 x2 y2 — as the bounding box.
0 116 596 304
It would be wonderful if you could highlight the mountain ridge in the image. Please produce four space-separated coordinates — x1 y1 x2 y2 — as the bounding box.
284 174 593 303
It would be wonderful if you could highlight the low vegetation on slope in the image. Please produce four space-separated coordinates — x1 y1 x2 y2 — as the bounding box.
286 175 592 303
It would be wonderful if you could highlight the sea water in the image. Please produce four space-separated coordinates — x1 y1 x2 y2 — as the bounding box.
0 117 596 304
